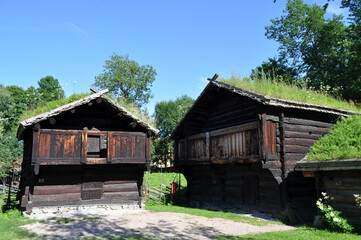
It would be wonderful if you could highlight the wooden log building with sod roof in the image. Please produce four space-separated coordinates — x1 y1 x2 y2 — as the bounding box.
171 79 357 223
17 89 158 215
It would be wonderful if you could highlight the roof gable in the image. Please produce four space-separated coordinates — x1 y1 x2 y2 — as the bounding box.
172 81 358 138
17 90 158 139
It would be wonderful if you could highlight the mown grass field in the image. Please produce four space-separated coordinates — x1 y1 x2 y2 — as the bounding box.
0 197 36 240
144 171 187 190
218 226 361 240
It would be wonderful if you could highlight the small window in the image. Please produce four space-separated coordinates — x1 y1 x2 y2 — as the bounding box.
87 135 107 158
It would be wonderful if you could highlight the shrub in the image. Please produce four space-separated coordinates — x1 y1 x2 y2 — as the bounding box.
316 192 353 233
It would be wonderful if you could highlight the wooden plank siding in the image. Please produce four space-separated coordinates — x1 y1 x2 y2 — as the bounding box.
21 165 142 208
32 129 148 166
177 122 260 164
316 170 361 221
184 165 282 211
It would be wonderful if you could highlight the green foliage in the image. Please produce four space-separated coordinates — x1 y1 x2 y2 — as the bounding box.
19 93 90 121
250 57 298 85
354 194 361 208
37 76 65 102
306 115 361 160
145 172 187 205
0 86 16 134
217 226 361 240
110 96 155 128
151 138 173 164
145 172 187 190
94 53 156 108
146 205 280 226
152 95 194 164
316 192 354 233
266 0 361 102
0 131 23 178
220 75 361 113
0 197 36 240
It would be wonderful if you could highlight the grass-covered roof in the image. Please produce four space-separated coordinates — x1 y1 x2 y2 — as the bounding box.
220 76 361 113
305 115 361 161
18 91 156 138
19 93 91 122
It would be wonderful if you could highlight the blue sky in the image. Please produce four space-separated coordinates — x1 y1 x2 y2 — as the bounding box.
0 0 346 115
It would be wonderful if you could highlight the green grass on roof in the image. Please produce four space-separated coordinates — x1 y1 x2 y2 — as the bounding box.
220 76 361 113
19 93 90 121
306 115 361 160
110 96 155 128
19 93 156 128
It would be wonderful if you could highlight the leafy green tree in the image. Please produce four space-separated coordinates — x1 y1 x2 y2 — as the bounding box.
0 86 16 134
265 0 359 101
37 76 65 102
152 95 194 165
0 86 23 191
0 131 23 191
93 53 157 108
341 0 361 101
250 57 298 84
5 85 41 132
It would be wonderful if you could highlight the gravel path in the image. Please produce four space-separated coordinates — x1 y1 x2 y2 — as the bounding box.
22 210 294 239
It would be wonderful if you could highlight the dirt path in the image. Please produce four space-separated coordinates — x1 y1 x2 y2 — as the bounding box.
22 210 294 239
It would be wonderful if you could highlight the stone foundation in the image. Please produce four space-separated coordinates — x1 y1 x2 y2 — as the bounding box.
24 203 145 219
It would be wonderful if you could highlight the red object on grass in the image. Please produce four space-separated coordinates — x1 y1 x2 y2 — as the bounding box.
171 182 177 194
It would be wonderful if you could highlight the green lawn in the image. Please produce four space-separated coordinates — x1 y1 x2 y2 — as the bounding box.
0 197 36 240
146 204 280 226
144 171 187 190
217 226 360 240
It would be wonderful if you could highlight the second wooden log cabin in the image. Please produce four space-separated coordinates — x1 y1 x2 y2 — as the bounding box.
171 80 356 223
17 89 158 214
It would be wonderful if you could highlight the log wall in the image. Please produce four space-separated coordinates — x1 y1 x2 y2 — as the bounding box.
316 170 361 221
21 165 143 210
183 165 282 211
280 112 335 223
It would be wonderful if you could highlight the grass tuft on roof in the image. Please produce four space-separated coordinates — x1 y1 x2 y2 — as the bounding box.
306 115 361 160
109 96 155 128
19 93 156 128
220 75 361 113
19 93 90 122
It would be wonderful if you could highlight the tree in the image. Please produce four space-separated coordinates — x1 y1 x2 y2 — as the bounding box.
152 95 194 165
93 53 157 108
250 57 298 84
0 86 23 192
0 86 15 134
265 0 360 101
341 0 361 100
0 131 23 193
5 85 41 132
37 76 65 102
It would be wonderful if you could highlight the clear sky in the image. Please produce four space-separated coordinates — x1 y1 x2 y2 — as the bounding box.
0 0 345 116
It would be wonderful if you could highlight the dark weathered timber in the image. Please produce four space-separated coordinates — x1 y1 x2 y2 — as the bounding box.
296 166 361 221
18 90 157 212
33 185 81 195
172 80 351 224
284 124 330 135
